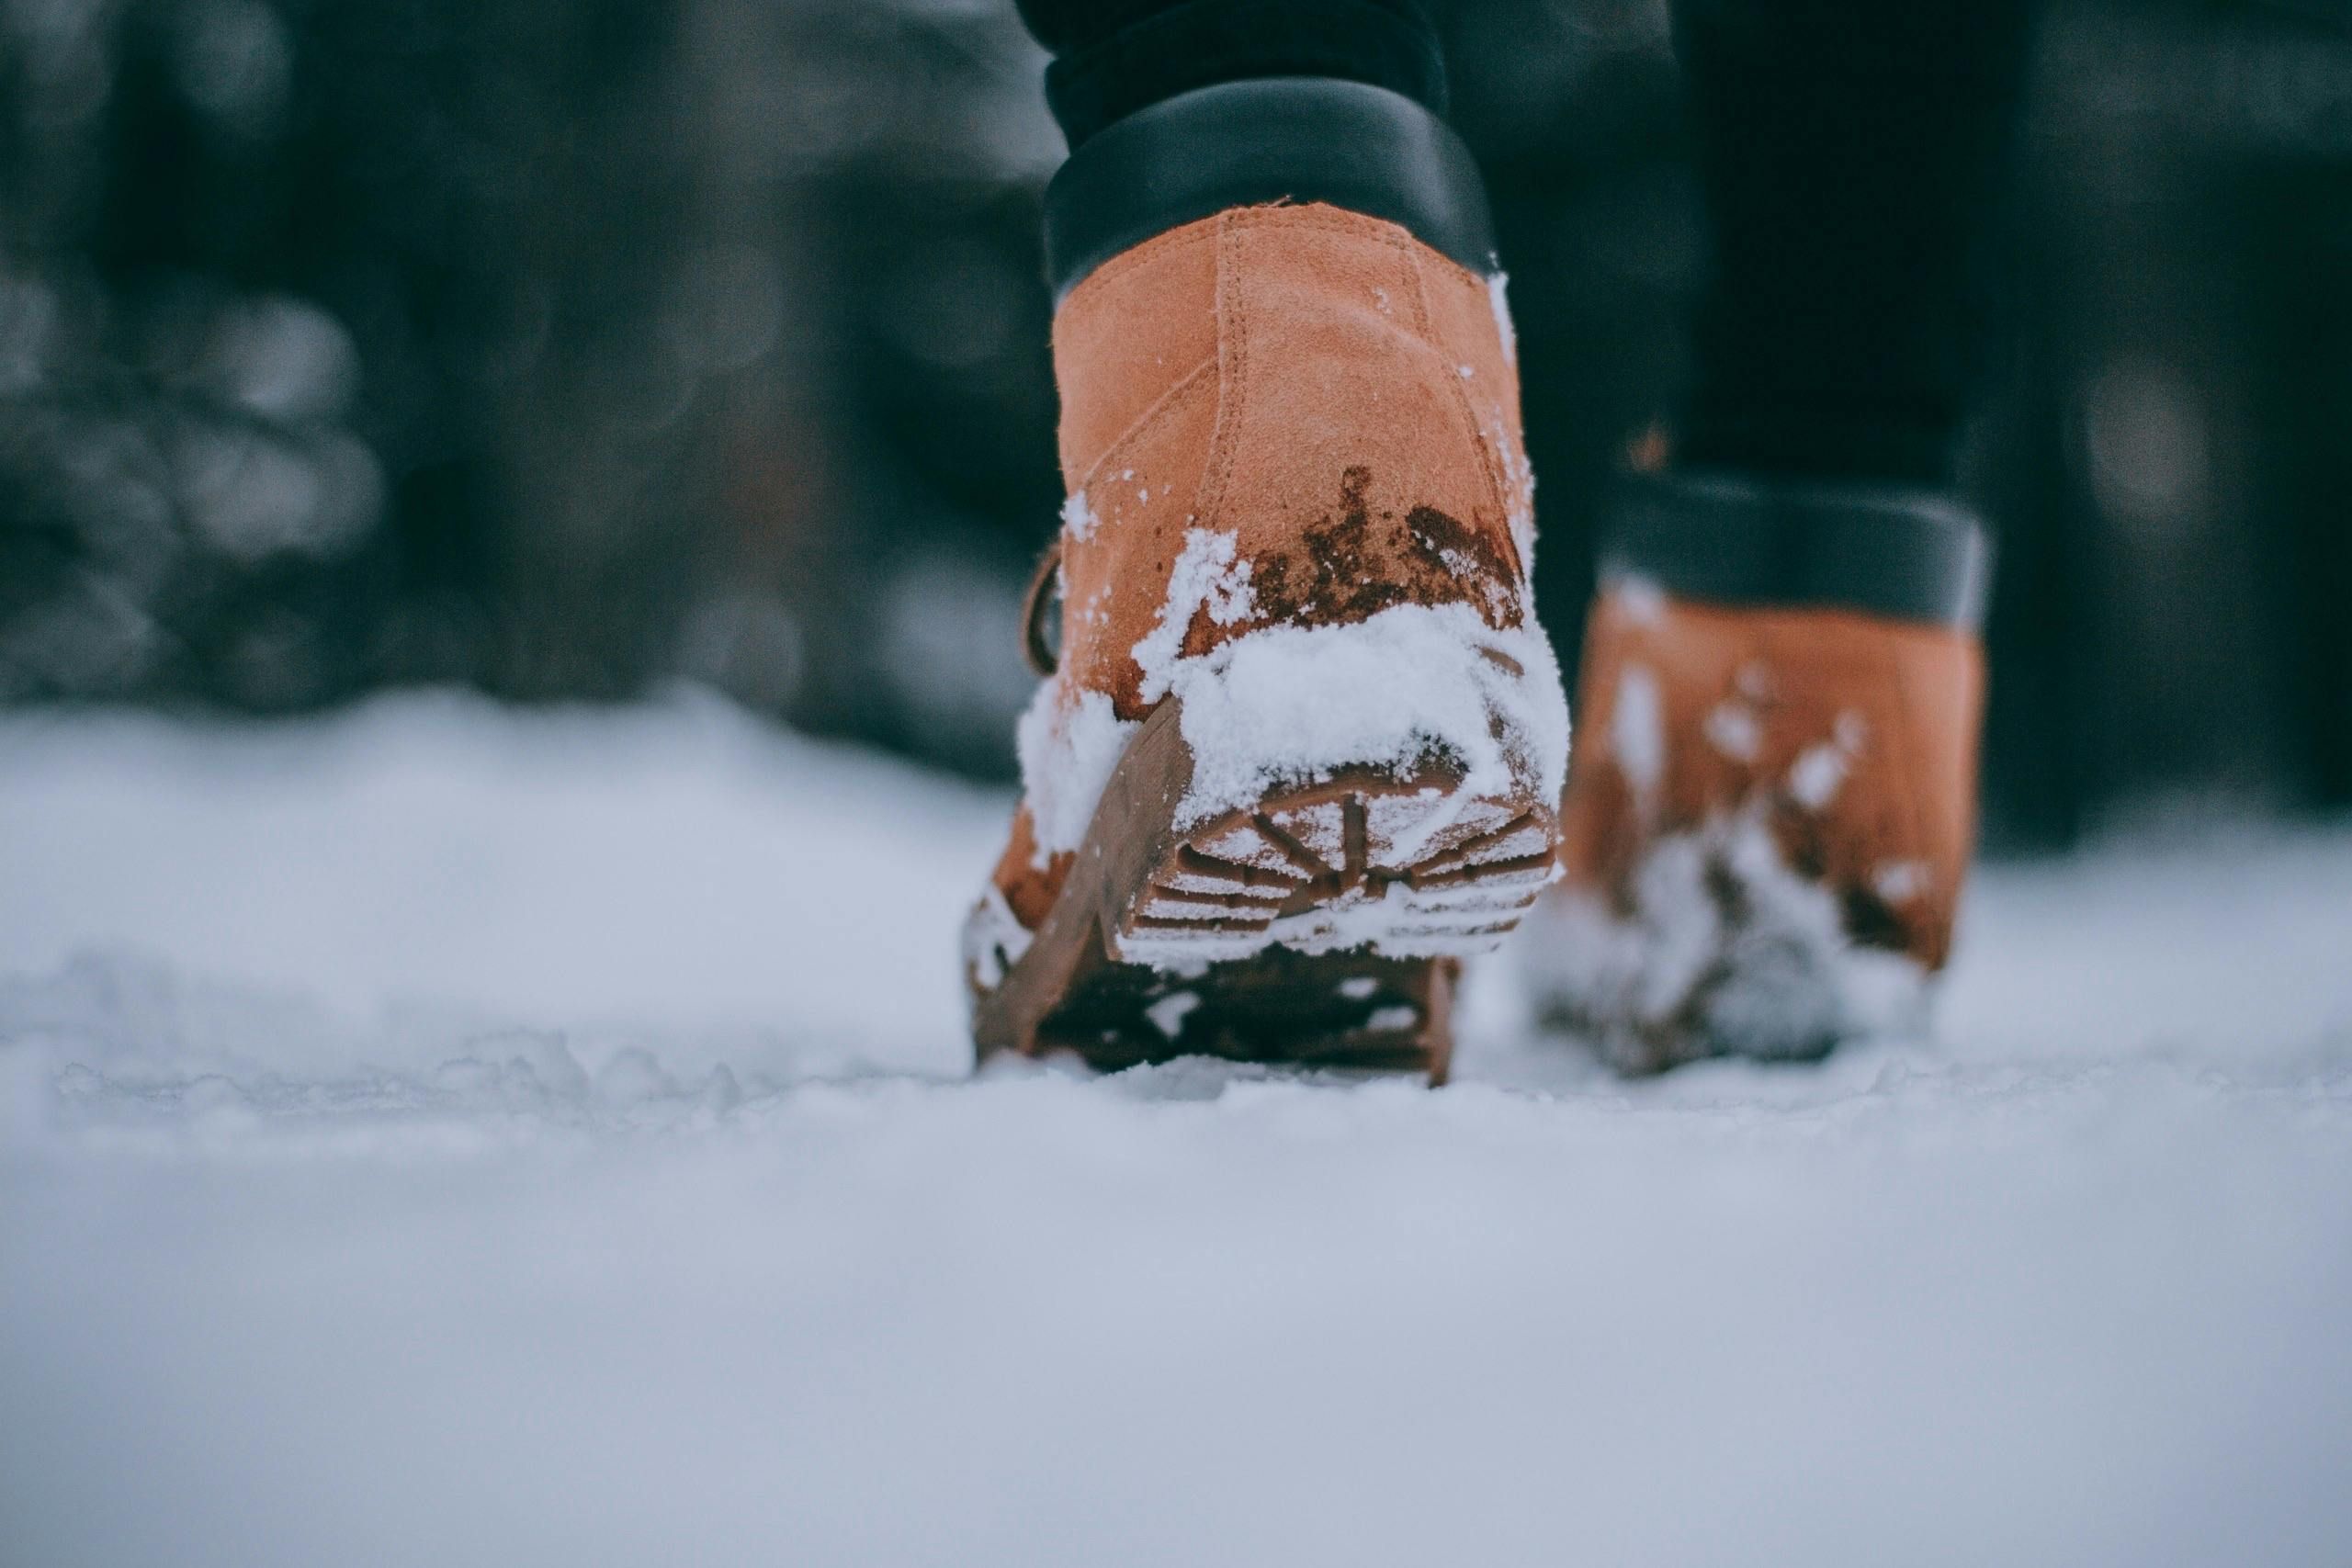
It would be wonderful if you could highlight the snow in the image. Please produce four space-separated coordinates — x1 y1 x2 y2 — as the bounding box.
1518 811 1930 1069
1058 487 1097 542
1013 680 1133 861
1016 532 1568 878
1612 660 1666 794
1874 857 1930 903
1787 736 1851 808
960 882 1030 988
4 691 2351 1568
1144 989 1199 1039
1703 697 1763 761
1132 525 1259 705
1166 599 1570 830
1486 269 1517 367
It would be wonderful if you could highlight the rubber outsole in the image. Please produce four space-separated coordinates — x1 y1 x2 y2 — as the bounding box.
970 700 1558 1083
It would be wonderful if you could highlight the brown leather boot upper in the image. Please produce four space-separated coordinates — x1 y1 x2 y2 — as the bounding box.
1052 201 1533 713
974 202 1545 968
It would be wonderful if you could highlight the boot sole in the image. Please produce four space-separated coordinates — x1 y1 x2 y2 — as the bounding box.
972 699 1559 1083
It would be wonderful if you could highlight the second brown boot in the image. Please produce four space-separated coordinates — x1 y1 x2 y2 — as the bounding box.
1520 469 1990 1072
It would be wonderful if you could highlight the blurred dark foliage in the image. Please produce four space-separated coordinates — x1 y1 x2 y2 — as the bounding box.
4 0 2350 845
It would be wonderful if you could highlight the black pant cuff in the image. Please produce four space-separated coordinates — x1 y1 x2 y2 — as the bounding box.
1043 77 1497 300
1043 0 1448 151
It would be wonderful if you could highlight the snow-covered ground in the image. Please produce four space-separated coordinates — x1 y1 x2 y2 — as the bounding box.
3 692 2347 1568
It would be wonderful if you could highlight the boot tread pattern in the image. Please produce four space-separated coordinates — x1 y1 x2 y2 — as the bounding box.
1115 779 1557 971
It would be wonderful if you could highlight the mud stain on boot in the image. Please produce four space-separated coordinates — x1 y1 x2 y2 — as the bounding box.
1248 468 1522 635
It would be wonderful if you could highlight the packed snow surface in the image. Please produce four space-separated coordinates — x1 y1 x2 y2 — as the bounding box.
4 692 2350 1568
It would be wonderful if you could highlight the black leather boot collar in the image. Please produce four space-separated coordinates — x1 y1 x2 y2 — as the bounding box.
1043 77 1498 301
1600 469 1994 629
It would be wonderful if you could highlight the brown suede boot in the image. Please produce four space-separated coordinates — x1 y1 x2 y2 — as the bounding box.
965 85 1567 1080
1520 470 1991 1072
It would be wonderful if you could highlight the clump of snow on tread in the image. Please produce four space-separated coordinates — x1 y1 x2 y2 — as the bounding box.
1014 682 1135 862
1518 809 1928 1072
1162 599 1568 830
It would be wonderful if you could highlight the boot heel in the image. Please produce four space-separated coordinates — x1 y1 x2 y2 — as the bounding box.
973 697 1559 1081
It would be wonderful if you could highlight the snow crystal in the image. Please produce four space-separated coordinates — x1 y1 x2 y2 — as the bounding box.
1014 682 1136 862
1338 976 1379 999
1486 271 1517 367
1060 488 1098 542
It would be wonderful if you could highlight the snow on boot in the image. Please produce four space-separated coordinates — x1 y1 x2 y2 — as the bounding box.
1519 469 1989 1073
966 82 1569 1082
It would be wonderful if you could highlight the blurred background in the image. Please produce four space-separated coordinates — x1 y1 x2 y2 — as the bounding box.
2 0 2348 849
